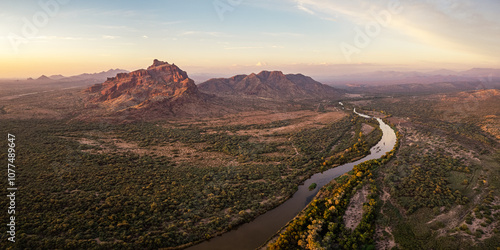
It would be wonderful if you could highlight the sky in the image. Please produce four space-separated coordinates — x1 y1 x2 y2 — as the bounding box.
0 0 499 79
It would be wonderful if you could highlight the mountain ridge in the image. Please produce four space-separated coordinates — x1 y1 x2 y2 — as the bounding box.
198 70 342 100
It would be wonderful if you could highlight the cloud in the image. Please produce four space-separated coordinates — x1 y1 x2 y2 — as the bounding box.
142 35 149 39
297 2 315 15
102 35 120 40
291 0 353 22
286 0 500 59
256 62 268 66
35 36 83 40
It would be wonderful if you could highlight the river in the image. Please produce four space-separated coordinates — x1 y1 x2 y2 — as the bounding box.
188 109 397 250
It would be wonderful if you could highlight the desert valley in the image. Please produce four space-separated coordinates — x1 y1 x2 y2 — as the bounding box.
0 59 499 249
2 1 500 249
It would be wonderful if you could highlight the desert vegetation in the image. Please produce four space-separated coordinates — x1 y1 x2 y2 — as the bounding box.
362 92 500 249
0 100 384 249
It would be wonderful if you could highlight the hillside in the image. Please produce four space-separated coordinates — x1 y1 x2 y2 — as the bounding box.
198 71 342 100
85 59 210 117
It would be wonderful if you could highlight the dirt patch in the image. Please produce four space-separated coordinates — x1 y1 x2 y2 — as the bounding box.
451 197 500 243
0 88 85 120
77 138 100 146
481 115 500 140
402 125 480 162
68 135 235 168
344 185 369 230
388 117 410 125
361 123 375 135
64 110 348 170
380 187 407 219
376 226 396 250
345 94 364 98
426 205 462 235
270 111 346 134
350 99 371 106
185 109 346 129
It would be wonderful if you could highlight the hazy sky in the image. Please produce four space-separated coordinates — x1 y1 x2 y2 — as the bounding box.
1 0 499 78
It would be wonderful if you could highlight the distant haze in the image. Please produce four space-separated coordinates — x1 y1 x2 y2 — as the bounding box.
2 1 499 78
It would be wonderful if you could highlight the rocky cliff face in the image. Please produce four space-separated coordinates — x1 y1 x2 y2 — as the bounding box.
86 60 205 115
198 71 341 100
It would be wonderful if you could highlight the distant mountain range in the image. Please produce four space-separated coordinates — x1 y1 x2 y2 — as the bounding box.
27 69 129 84
25 62 500 118
344 81 499 95
198 71 342 100
83 60 343 119
325 68 500 87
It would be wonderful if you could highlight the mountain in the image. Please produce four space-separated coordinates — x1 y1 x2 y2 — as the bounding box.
25 70 128 84
85 59 207 116
62 69 129 83
324 68 500 87
326 71 471 86
198 71 341 100
49 74 65 80
429 69 458 76
459 68 500 78
334 68 500 95
343 81 500 95
36 75 52 81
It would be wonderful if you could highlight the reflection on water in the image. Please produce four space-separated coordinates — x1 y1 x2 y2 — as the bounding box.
188 111 397 250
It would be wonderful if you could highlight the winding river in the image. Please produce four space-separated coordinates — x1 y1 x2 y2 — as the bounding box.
188 109 397 250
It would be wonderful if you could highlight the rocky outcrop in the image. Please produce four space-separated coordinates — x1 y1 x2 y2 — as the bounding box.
85 60 206 115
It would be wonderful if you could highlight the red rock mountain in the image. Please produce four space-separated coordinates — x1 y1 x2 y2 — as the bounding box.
198 71 341 99
86 60 206 114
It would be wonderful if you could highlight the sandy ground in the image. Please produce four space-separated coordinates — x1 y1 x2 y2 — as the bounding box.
375 189 397 250
344 185 369 230
361 123 375 135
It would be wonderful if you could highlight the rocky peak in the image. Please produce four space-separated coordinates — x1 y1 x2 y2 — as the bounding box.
230 74 247 82
37 75 51 81
102 60 189 85
147 59 177 71
256 71 286 82
86 60 204 113
145 59 189 83
149 59 169 68
198 71 342 100
257 70 283 78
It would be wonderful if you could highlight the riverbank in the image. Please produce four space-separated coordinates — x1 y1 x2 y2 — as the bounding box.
188 110 397 250
266 114 399 249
